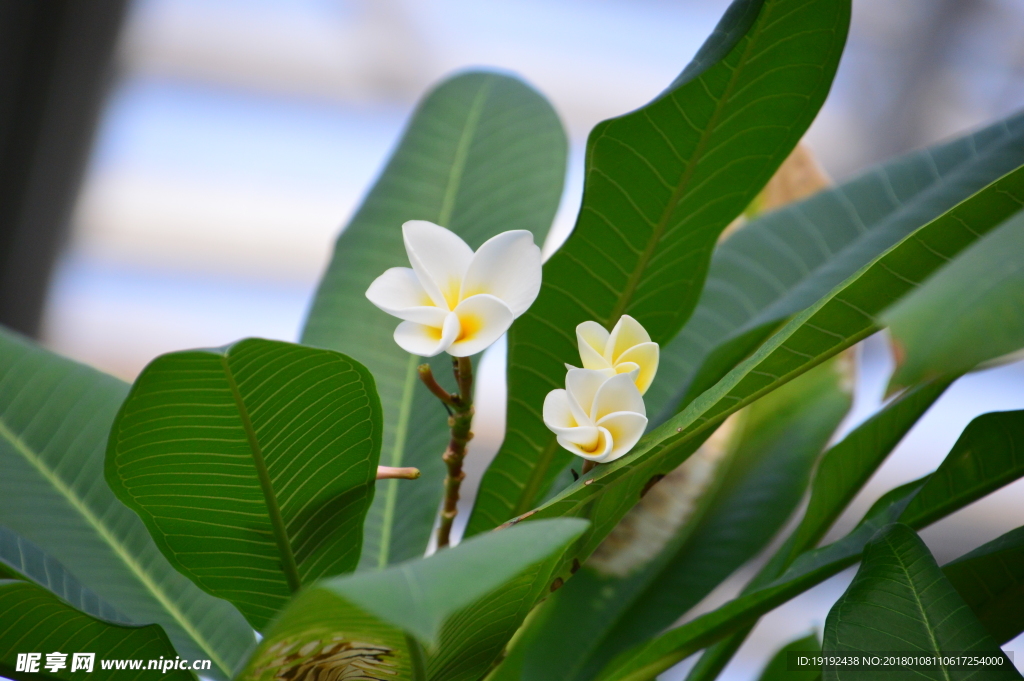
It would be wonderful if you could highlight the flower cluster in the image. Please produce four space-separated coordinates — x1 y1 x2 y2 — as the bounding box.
366 221 657 468
543 316 659 464
366 220 542 357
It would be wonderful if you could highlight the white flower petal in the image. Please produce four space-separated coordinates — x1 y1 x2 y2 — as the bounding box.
575 322 611 371
403 220 474 310
461 230 542 317
393 313 460 357
596 411 648 461
577 320 610 363
556 427 612 461
446 294 514 357
543 389 576 430
566 362 615 379
366 267 447 325
565 368 608 423
607 315 652 363
565 385 591 428
554 425 603 447
614 362 640 380
616 342 660 395
591 372 646 422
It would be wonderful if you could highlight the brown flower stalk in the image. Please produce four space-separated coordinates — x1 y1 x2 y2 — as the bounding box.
419 358 474 549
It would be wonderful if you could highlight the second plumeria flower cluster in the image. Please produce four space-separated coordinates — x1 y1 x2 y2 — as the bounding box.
543 315 659 465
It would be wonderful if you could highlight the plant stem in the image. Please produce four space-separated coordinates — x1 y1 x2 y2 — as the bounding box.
428 356 474 549
581 459 597 475
375 466 421 480
417 364 457 406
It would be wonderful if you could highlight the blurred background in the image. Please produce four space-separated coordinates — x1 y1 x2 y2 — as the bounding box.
2 0 1024 678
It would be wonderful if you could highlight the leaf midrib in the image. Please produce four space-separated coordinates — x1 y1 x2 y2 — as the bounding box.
438 76 493 227
377 354 419 568
0 415 234 676
885 534 952 681
220 354 302 593
510 7 769 518
375 76 493 565
603 4 765 329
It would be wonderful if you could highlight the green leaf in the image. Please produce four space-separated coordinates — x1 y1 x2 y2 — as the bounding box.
757 634 821 681
683 376 953 681
514 356 852 681
0 580 195 681
517 163 1024 575
822 524 1019 681
596 408 1024 681
543 162 1024 680
0 327 254 678
422 522 589 681
468 0 851 535
106 338 382 630
597 483 921 681
0 525 129 624
784 378 953 559
884 211 1024 392
300 71 567 569
349 519 587 649
899 410 1024 529
943 525 1024 645
238 519 588 681
649 110 1024 421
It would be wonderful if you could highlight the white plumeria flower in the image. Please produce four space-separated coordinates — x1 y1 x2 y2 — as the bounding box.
543 368 648 464
571 315 660 395
366 220 542 357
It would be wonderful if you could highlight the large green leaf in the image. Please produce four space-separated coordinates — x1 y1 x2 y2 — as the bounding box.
784 378 953 559
106 338 382 630
822 524 1019 681
0 580 194 681
513 356 852 681
0 328 254 678
0 525 128 624
419 522 589 679
684 376 953 681
512 164 1024 574
597 483 921 681
468 0 851 535
649 110 1024 421
757 634 821 681
596 408 1024 681
300 71 566 568
532 162 1024 681
237 519 588 681
884 211 1024 392
899 410 1024 529
943 525 1024 645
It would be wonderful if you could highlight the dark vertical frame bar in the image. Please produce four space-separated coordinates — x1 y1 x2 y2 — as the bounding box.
0 0 128 336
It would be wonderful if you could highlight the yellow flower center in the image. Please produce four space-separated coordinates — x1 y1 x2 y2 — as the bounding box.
456 311 482 342
579 431 604 454
442 280 462 310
